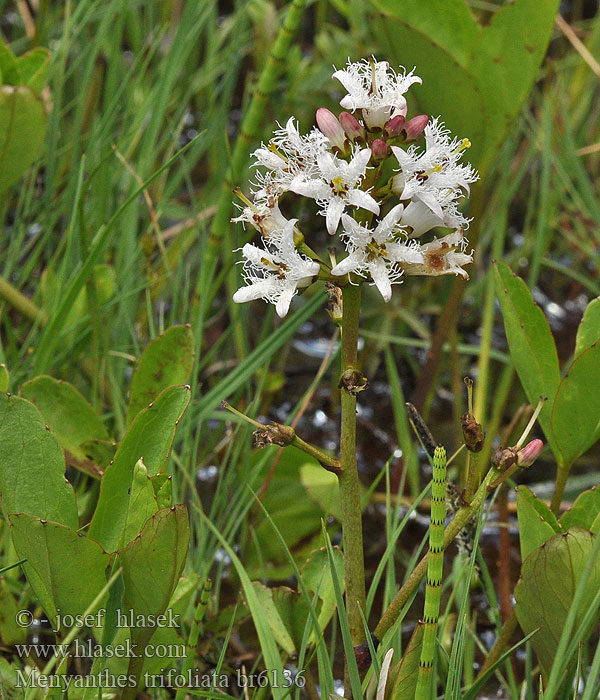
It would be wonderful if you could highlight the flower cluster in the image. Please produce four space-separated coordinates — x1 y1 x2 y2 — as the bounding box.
232 57 478 317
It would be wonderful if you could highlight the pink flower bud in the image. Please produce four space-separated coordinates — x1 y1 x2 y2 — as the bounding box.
339 111 365 141
385 114 406 136
517 439 544 468
316 108 346 151
405 114 429 142
371 138 388 160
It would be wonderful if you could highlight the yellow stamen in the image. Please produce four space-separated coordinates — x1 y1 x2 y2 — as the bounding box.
452 138 471 156
267 142 287 163
422 164 443 178
234 188 255 209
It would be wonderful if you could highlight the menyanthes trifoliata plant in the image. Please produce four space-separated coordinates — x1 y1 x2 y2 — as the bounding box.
227 58 486 695
232 57 478 317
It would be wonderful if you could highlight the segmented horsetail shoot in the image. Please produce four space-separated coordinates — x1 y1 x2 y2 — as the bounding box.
175 579 212 700
415 444 447 700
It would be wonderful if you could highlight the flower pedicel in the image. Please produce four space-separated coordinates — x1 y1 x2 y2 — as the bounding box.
232 57 478 316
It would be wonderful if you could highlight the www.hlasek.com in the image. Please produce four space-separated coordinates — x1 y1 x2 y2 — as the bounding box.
15 638 186 661
16 669 307 691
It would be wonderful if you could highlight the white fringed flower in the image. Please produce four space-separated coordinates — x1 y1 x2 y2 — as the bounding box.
251 117 328 200
289 148 379 235
400 199 468 238
392 118 478 216
232 219 320 318
330 205 424 302
399 229 473 279
333 58 422 129
231 199 290 238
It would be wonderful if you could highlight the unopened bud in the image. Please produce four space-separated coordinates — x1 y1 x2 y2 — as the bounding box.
384 114 406 137
404 114 429 142
461 412 485 452
316 108 346 151
517 439 543 467
339 111 365 141
371 138 388 160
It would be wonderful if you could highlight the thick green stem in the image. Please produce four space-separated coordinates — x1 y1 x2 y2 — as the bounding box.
374 465 502 639
339 284 366 650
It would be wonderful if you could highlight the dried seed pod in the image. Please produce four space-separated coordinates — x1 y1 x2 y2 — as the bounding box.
338 368 368 395
252 423 295 448
461 411 485 452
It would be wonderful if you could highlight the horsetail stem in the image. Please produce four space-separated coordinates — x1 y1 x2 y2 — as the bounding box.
415 445 447 700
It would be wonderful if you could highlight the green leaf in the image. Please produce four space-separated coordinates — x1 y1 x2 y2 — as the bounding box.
251 583 304 655
142 573 199 674
515 528 600 678
300 462 341 520
80 438 116 470
0 86 46 194
0 41 50 93
0 393 77 527
560 486 600 533
121 459 160 546
247 448 334 579
21 376 110 467
301 546 344 644
0 364 8 392
575 297 600 356
89 385 190 552
0 577 26 644
127 325 195 425
0 40 19 84
10 513 110 629
0 659 21 698
120 505 190 653
369 0 559 176
388 623 424 699
551 342 600 468
467 0 559 175
15 47 50 95
151 474 173 509
250 549 344 655
516 486 561 561
494 262 561 458
368 4 485 167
